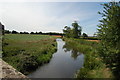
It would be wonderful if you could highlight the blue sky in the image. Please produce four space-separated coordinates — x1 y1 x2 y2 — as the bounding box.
0 2 108 36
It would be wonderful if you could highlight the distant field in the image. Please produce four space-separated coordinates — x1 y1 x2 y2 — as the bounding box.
51 35 62 38
4 34 54 41
2 34 57 74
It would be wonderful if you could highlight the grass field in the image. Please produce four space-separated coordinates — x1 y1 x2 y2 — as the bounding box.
63 38 113 78
2 34 57 74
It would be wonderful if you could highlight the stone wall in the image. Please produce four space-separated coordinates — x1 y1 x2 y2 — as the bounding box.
0 22 27 78
0 22 4 35
0 59 28 78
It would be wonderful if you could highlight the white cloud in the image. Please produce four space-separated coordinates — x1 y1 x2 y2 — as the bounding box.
1 2 102 36
1 3 81 32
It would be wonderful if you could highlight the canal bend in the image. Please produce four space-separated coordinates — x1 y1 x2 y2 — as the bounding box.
28 38 84 78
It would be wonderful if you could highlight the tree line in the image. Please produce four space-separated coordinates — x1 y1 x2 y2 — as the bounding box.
4 30 63 36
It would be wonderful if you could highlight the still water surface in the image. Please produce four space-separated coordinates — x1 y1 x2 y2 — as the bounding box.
28 38 84 78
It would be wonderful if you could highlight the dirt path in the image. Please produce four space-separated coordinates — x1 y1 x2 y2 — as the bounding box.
86 40 100 42
51 35 62 38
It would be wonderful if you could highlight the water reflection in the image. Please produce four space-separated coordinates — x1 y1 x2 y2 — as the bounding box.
63 42 82 60
28 39 84 78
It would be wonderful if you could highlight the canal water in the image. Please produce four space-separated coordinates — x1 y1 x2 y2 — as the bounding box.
28 38 84 78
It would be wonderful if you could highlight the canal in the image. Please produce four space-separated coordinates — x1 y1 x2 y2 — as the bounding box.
28 38 84 78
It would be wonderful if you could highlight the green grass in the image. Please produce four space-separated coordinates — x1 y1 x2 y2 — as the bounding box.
2 34 57 74
4 34 54 41
63 38 113 78
80 36 99 40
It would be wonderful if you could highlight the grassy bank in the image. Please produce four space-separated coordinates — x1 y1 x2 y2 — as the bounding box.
2 34 57 74
63 38 113 78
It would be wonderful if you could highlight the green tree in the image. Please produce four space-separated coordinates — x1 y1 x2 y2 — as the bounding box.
12 30 18 34
82 33 88 38
4 30 11 34
72 21 82 38
63 21 82 38
98 2 120 49
97 1 120 77
63 26 73 38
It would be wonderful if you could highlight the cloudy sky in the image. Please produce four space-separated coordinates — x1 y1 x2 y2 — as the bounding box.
0 0 119 36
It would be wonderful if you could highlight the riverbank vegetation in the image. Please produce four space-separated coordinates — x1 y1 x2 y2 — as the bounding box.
2 34 57 74
62 21 113 78
63 1 120 78
63 38 113 78
97 2 120 78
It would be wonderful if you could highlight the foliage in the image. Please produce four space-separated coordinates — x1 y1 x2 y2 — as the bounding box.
97 1 120 78
20 32 29 34
4 30 11 34
63 26 73 38
72 21 82 38
63 21 82 38
97 2 120 49
11 30 19 34
2 34 57 74
81 37 99 40
82 33 88 38
4 29 63 36
63 38 113 78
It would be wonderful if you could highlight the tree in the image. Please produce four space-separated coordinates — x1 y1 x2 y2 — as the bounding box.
97 1 120 77
63 26 73 38
98 2 120 49
72 21 82 38
4 30 11 34
12 30 18 34
63 21 82 38
38 31 42 34
82 33 88 38
30 32 34 34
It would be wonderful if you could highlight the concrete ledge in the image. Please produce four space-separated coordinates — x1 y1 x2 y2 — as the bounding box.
0 58 28 78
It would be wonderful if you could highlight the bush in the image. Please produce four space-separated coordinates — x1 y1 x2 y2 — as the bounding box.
18 55 38 74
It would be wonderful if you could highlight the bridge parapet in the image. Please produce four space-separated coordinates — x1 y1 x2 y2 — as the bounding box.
0 59 28 78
